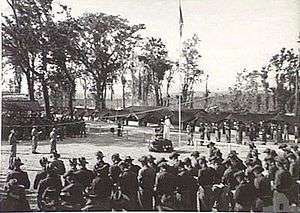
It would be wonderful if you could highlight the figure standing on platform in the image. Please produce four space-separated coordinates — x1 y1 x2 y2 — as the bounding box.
117 120 123 137
163 116 171 140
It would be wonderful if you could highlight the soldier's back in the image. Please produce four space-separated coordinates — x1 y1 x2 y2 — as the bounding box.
75 168 95 188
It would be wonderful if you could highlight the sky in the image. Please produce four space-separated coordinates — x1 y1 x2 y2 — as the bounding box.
1 0 300 94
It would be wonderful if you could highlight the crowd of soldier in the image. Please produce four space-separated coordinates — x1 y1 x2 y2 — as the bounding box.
1 142 299 212
186 121 299 145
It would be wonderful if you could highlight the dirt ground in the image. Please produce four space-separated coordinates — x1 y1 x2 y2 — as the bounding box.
0 125 290 210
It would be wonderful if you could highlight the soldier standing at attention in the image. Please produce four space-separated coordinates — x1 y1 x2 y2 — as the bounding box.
8 129 17 169
50 127 59 153
31 126 42 154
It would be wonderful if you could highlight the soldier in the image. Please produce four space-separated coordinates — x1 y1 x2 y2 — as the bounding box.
63 158 78 186
287 153 300 181
190 151 200 169
155 162 177 211
169 152 181 175
249 122 256 142
34 157 49 190
31 126 42 154
283 123 289 142
60 171 85 211
147 155 157 172
222 158 239 190
109 153 122 184
199 123 205 145
274 156 293 202
252 165 272 211
8 129 17 169
186 123 194 146
228 151 246 171
233 171 256 212
75 157 95 189
183 157 198 177
205 123 212 141
124 156 141 177
225 122 231 143
207 142 219 157
176 161 198 211
37 163 63 211
197 156 216 211
49 127 59 153
93 151 109 173
236 122 243 144
0 179 31 212
137 156 156 211
6 157 30 190
50 152 66 176
118 161 139 210
90 164 113 211
209 156 225 184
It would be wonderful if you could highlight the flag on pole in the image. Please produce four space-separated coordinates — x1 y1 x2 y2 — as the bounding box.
179 0 184 38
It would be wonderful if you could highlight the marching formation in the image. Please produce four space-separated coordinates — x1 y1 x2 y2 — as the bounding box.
1 142 299 212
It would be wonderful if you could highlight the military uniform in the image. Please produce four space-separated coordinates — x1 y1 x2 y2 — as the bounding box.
60 182 85 211
0 184 30 212
155 170 177 210
7 169 30 189
119 168 139 210
31 127 39 153
33 169 47 189
274 168 293 200
109 163 122 184
197 166 216 211
37 174 62 210
51 159 66 176
234 180 256 212
177 169 198 211
75 168 95 189
253 174 272 211
8 131 17 169
138 165 156 210
49 129 58 153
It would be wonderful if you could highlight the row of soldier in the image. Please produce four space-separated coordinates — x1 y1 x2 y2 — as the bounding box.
186 121 299 145
1 143 300 211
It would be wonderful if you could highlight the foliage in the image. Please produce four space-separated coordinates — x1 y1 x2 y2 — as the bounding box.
181 34 204 106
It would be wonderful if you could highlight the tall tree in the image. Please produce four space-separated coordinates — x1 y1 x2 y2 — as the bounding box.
139 37 172 106
71 13 144 110
265 48 299 113
181 34 204 107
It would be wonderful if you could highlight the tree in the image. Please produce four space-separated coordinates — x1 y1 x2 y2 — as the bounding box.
181 34 204 107
139 37 172 106
2 0 60 118
70 13 144 110
265 48 299 113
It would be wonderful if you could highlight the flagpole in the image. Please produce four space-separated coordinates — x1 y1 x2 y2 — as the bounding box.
178 0 183 147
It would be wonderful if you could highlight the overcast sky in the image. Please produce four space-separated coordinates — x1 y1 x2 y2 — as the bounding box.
2 0 300 93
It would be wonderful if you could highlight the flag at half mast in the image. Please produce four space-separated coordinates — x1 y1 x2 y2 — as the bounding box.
179 0 184 38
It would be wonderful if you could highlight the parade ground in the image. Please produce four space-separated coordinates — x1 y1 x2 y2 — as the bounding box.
0 124 282 210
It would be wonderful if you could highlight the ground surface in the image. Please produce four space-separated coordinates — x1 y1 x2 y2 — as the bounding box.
0 124 291 210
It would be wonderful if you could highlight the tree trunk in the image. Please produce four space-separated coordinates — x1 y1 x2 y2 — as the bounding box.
95 81 102 111
122 84 126 109
68 83 75 118
25 72 35 101
154 85 160 106
101 82 106 110
41 77 51 118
